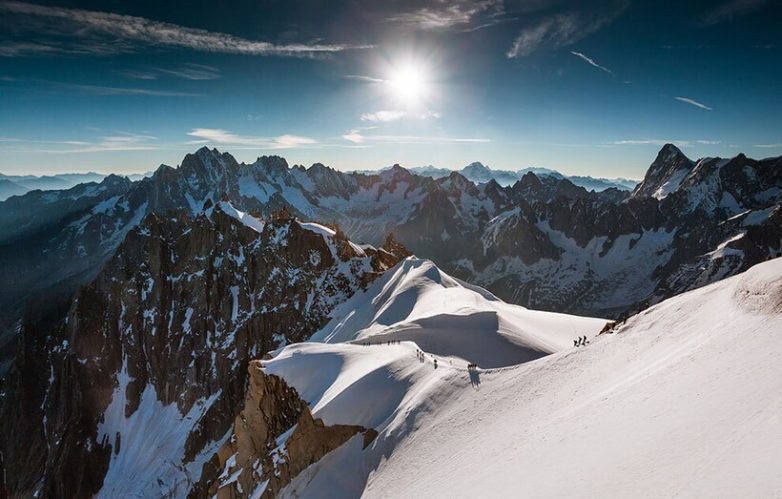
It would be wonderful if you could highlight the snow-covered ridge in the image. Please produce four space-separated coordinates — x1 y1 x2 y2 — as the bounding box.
265 256 782 498
309 258 606 367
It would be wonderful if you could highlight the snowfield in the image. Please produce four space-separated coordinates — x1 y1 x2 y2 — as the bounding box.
262 257 782 498
310 258 606 367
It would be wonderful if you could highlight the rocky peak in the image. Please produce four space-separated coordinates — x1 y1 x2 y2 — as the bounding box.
460 162 493 182
151 163 175 178
254 155 290 177
519 171 543 190
379 233 413 264
180 147 238 184
384 164 412 181
443 171 479 196
632 144 695 199
100 174 132 189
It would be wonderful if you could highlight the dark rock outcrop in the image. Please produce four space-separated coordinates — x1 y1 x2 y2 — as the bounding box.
202 362 374 498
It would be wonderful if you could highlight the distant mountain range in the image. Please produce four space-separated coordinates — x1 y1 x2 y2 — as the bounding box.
0 171 151 201
0 143 776 341
361 162 640 191
0 163 634 203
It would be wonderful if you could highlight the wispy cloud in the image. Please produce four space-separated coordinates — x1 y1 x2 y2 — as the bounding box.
0 1 371 57
699 0 770 26
0 76 199 97
0 42 64 57
570 50 613 74
388 0 506 30
118 64 220 81
754 142 782 148
360 109 440 122
342 130 489 145
61 82 199 97
344 74 385 83
613 139 693 147
116 69 159 80
342 130 366 143
187 128 317 149
613 138 724 148
0 40 134 57
0 132 160 153
674 96 713 111
507 4 627 58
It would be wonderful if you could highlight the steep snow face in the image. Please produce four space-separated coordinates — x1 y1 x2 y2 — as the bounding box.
216 201 264 232
277 257 782 499
96 359 226 498
311 258 606 368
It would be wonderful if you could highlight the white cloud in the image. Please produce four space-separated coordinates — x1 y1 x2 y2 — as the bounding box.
117 69 158 80
0 132 160 153
360 109 440 122
612 139 693 147
342 130 489 145
273 134 318 148
344 74 385 83
696 140 722 145
507 6 627 58
61 82 200 97
0 1 371 57
388 0 505 30
187 128 317 149
570 50 613 74
1 77 200 96
754 143 782 148
119 65 222 81
699 0 770 26
674 96 713 111
342 130 365 143
155 64 220 80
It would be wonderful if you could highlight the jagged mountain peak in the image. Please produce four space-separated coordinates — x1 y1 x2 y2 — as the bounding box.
253 155 290 176
100 173 133 188
445 170 474 188
381 164 413 181
460 161 494 182
181 147 239 178
519 171 543 189
462 161 490 171
632 144 696 199
658 142 689 159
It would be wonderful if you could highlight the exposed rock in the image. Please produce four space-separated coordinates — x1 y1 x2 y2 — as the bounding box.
205 361 374 498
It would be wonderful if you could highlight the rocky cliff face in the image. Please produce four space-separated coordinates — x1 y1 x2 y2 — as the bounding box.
199 361 375 498
450 145 782 316
0 202 408 497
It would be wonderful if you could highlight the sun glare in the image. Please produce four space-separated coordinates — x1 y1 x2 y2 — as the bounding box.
388 64 429 105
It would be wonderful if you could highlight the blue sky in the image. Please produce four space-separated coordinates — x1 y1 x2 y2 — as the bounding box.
0 0 780 178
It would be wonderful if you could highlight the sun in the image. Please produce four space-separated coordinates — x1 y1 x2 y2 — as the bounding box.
387 64 429 105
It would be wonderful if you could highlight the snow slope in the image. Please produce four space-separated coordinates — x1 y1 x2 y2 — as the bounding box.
269 257 782 498
310 257 606 368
